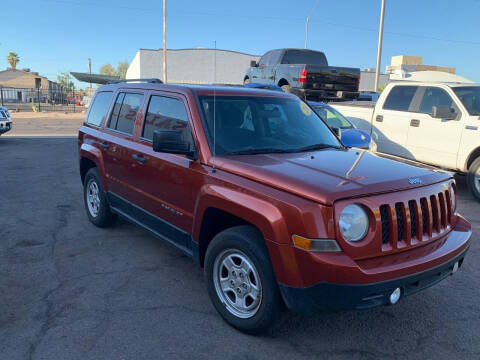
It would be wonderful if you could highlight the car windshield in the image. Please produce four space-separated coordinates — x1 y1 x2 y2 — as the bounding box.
453 86 480 115
312 105 353 129
198 96 342 156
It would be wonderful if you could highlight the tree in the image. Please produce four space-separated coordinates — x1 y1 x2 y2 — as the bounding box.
116 61 129 79
99 63 116 76
7 52 20 69
57 72 74 92
99 61 129 79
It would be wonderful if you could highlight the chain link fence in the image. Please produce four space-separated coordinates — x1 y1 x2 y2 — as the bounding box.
0 87 87 112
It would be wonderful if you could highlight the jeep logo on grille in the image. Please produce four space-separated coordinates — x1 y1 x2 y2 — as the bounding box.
408 178 422 185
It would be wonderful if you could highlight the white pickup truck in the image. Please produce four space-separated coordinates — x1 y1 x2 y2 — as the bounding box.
332 82 480 200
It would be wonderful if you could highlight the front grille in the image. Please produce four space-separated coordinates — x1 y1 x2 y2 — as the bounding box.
379 205 390 244
379 189 452 250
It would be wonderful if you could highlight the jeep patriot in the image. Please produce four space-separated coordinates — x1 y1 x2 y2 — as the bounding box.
78 79 471 334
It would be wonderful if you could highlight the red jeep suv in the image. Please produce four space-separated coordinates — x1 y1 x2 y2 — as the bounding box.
78 79 471 334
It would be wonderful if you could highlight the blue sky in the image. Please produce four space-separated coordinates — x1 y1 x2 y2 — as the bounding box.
2 0 480 87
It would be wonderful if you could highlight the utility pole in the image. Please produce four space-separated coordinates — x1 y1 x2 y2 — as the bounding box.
305 0 320 49
163 0 167 83
88 58 92 90
374 0 386 92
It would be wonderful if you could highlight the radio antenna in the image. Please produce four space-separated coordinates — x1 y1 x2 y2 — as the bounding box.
212 40 217 173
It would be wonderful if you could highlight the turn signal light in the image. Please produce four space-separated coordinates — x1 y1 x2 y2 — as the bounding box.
292 234 341 252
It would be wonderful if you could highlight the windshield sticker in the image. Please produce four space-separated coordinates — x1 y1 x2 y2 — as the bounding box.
300 102 311 116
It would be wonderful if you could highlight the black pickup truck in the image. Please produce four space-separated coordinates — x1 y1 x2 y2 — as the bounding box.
244 49 360 101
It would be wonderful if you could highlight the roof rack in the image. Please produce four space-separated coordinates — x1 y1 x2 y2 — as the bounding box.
107 78 163 84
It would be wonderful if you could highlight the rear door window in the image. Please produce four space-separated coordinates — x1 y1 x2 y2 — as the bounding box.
108 92 144 135
383 86 418 111
86 91 112 126
142 95 192 146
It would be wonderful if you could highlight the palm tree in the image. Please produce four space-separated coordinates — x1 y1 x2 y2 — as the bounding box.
7 52 20 69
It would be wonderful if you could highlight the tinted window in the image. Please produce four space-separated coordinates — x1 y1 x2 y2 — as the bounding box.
108 92 144 135
313 106 353 129
419 87 454 114
383 86 417 111
453 86 480 115
267 50 282 65
86 91 112 126
281 50 327 65
258 52 271 66
142 96 191 144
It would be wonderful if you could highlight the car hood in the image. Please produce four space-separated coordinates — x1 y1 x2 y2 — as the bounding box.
341 128 370 148
214 149 451 205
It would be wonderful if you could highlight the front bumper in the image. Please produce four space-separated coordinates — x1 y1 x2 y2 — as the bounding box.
280 247 467 313
276 216 471 314
0 121 12 134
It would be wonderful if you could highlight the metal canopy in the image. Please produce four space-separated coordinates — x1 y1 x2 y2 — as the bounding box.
70 72 120 85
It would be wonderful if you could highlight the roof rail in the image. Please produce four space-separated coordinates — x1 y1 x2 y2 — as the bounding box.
107 78 163 84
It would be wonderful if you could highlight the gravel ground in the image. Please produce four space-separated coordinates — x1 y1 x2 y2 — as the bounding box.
0 136 479 360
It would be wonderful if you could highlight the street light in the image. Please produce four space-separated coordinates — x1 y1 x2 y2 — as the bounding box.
305 0 320 49
374 0 386 92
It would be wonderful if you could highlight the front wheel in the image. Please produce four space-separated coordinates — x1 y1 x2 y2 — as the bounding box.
467 157 480 201
204 226 282 334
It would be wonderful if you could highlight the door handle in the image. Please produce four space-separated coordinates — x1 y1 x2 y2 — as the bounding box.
410 119 420 127
375 115 383 122
98 142 110 150
132 154 148 164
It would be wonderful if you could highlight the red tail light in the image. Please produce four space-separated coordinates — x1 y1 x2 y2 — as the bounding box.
357 73 361 89
299 68 307 83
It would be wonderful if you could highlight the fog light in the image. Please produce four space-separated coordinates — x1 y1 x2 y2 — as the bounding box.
389 288 401 305
452 261 459 274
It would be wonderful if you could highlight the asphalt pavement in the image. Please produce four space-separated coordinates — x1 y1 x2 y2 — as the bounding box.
1 136 479 360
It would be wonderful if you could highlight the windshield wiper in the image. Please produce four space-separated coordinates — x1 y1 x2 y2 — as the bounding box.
293 143 344 152
224 148 292 156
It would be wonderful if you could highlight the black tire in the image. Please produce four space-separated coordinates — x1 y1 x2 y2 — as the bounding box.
467 157 480 201
243 77 251 85
83 167 117 227
204 225 282 334
280 84 291 93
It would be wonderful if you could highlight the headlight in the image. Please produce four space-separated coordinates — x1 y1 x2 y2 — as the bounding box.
450 183 457 213
339 204 369 242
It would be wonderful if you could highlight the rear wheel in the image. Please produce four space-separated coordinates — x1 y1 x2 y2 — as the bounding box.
280 84 291 93
204 226 282 334
467 157 480 201
83 168 117 227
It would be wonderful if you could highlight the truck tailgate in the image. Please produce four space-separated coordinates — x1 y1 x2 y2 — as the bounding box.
305 65 359 92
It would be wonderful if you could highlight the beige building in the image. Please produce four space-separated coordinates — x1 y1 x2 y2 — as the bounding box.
0 68 60 90
386 55 456 75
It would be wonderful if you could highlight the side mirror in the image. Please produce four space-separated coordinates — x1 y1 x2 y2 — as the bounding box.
250 60 258 67
332 127 342 138
152 130 196 159
432 106 457 120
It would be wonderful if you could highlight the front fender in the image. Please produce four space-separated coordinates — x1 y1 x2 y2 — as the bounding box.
192 184 288 244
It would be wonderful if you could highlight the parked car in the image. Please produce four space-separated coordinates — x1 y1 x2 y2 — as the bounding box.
244 49 360 101
79 79 471 334
308 101 375 150
0 106 12 136
331 82 480 201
